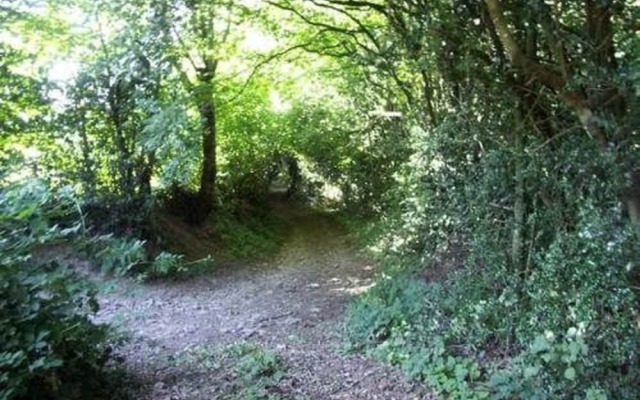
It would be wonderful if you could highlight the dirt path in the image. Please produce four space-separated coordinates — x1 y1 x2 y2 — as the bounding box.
98 200 431 400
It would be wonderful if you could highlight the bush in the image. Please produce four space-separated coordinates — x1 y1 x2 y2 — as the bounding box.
81 234 147 276
490 331 612 399
0 180 121 400
345 116 640 398
346 209 640 398
80 234 213 280
0 263 111 400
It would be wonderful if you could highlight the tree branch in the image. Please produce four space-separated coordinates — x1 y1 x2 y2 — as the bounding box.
218 42 312 107
483 0 565 90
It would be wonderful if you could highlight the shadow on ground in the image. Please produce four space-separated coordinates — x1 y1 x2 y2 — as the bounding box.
97 197 432 399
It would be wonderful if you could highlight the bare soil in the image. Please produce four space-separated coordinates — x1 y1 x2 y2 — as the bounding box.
97 199 432 399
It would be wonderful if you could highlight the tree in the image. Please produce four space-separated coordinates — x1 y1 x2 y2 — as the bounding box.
0 2 57 181
483 0 640 235
142 0 245 221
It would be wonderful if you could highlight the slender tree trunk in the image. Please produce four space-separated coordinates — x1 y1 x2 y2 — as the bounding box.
108 79 135 195
138 152 155 196
78 111 97 197
626 171 640 239
420 70 439 126
285 154 301 198
512 110 525 270
195 76 217 220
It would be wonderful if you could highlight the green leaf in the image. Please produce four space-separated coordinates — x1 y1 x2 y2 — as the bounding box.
523 365 539 379
531 335 551 354
564 367 576 381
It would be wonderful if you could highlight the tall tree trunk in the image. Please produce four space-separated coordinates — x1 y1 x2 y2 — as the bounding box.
626 171 640 239
138 151 155 197
512 108 525 270
78 110 97 197
108 78 135 195
178 0 227 222
196 77 217 220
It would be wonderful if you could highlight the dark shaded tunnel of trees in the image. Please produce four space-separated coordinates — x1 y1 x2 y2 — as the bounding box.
1 1 639 399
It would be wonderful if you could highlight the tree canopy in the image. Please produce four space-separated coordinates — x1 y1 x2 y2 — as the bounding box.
1 0 639 399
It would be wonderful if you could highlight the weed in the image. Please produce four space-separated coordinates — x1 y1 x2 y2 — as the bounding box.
175 344 222 371
173 342 291 400
225 342 288 400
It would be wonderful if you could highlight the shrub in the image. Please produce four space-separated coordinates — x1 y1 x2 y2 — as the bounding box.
0 262 111 400
226 342 287 400
81 234 147 276
346 206 640 398
0 180 120 400
345 118 640 398
146 251 214 280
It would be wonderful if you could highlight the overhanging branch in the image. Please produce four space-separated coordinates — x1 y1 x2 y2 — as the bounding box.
217 42 313 107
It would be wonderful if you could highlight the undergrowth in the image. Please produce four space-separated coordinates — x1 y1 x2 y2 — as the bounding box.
214 211 284 261
344 123 640 399
0 180 134 400
160 185 285 261
79 234 214 280
346 256 639 399
176 341 292 400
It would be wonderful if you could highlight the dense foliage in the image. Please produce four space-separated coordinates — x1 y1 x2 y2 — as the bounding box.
0 181 122 400
1 0 639 398
308 1 640 398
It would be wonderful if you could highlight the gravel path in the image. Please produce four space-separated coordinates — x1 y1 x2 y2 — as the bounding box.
97 201 432 399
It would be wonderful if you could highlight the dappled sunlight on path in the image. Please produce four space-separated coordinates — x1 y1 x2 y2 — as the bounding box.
98 199 431 399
